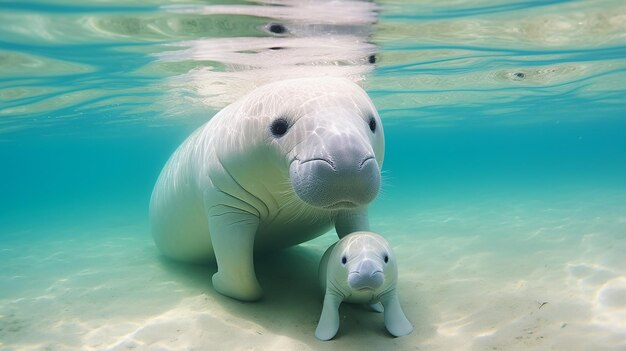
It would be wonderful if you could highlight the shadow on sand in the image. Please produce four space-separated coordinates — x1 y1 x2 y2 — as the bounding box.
156 242 432 349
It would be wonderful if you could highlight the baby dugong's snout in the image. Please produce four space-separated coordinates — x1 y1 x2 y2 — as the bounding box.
291 137 381 209
348 259 384 290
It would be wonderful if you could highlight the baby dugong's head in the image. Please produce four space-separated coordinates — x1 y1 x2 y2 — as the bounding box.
322 231 397 299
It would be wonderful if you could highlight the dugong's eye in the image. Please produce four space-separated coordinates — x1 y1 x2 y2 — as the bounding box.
368 116 377 133
270 118 289 137
341 256 347 265
383 255 389 263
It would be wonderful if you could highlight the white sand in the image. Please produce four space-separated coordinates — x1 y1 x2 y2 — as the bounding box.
1 192 625 350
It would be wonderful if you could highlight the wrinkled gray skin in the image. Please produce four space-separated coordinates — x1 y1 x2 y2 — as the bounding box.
150 77 384 301
316 231 413 340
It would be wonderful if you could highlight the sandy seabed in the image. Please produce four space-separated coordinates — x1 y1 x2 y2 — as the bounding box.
1 192 625 351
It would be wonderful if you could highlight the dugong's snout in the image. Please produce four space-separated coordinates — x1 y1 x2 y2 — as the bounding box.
289 137 381 209
348 259 384 290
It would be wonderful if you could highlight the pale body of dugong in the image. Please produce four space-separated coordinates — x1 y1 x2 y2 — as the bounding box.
150 77 384 301
316 231 412 340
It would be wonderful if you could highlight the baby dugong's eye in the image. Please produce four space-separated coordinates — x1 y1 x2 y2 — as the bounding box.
383 254 389 263
270 118 289 137
341 256 347 265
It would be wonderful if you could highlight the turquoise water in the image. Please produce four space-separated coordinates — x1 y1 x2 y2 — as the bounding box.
1 1 625 350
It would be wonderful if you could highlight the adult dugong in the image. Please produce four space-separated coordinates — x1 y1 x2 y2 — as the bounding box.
150 77 384 301
316 231 412 340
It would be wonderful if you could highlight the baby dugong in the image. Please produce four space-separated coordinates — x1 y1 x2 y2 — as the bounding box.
315 231 413 340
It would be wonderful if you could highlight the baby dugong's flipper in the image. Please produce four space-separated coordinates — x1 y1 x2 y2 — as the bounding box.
315 231 413 340
380 291 413 336
315 291 343 341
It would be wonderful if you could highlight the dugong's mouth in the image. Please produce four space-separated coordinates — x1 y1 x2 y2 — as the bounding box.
348 270 384 290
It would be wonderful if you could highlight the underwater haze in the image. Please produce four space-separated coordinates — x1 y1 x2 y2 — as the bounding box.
1 0 625 350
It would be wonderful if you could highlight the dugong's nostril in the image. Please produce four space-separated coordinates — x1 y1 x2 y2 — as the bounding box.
301 157 335 171
301 156 374 173
359 156 375 170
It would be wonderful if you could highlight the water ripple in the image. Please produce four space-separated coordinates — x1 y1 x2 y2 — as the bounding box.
0 0 624 134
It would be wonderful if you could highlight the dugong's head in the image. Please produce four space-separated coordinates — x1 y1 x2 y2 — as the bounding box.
230 77 384 210
321 231 397 299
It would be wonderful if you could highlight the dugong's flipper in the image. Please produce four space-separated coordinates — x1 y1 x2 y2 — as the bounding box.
335 208 371 238
368 302 384 313
315 292 343 341
380 292 413 337
208 207 263 301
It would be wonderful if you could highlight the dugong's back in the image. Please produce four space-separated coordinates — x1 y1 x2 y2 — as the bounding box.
150 126 217 262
